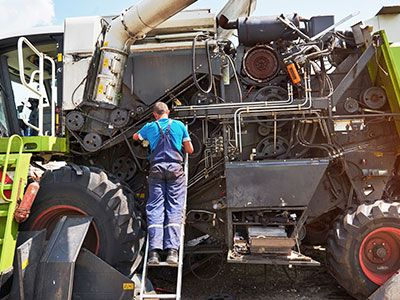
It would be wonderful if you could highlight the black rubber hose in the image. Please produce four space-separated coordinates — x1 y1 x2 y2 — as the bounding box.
192 34 213 94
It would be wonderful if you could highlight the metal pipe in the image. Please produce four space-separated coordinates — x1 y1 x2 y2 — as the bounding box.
174 82 294 111
234 71 313 152
94 0 196 106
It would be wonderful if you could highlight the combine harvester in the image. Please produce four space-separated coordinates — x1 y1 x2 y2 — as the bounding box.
0 0 399 299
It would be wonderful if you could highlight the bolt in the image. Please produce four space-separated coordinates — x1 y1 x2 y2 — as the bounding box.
376 247 387 259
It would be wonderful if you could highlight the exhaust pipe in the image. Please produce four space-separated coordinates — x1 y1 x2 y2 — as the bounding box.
93 0 196 105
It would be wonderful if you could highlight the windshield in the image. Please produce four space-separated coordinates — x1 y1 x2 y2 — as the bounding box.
0 87 9 136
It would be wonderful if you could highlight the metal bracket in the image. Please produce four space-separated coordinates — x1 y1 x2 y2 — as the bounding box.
331 44 375 106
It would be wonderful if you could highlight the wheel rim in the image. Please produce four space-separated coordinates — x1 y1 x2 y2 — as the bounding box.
359 227 400 285
31 205 100 254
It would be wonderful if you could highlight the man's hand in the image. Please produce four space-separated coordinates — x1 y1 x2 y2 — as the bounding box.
133 133 140 141
133 132 149 148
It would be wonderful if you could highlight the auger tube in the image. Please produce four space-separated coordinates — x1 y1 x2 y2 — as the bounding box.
93 0 197 105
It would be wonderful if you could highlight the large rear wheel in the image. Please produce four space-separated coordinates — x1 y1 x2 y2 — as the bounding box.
327 200 400 299
22 165 145 276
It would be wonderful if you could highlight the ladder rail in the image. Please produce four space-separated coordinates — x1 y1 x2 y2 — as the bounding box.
139 235 150 300
176 151 189 300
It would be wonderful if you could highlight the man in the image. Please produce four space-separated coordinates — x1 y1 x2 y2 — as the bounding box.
133 102 194 264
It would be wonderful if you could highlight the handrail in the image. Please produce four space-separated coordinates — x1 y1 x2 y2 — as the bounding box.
17 37 57 136
0 135 24 202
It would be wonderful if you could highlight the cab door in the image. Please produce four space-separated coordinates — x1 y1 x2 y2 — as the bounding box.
0 55 20 136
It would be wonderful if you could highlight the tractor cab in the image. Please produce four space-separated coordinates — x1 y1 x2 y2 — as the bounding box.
0 29 62 137
0 29 66 153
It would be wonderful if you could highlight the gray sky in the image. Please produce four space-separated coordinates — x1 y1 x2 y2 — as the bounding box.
0 0 399 34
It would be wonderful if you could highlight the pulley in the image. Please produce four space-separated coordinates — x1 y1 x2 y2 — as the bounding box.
256 136 289 159
110 108 130 128
112 156 137 181
258 125 271 137
66 111 85 131
343 98 360 114
253 85 287 103
361 87 387 110
83 133 103 152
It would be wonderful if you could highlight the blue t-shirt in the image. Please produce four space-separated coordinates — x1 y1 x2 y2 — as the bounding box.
138 118 191 153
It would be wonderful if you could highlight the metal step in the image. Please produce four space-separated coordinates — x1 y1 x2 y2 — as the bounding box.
227 249 320 267
141 294 177 299
148 262 178 267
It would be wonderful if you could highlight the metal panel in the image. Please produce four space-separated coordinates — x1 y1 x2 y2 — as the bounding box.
225 159 329 208
126 49 221 106
34 216 92 300
0 136 67 153
10 230 46 300
72 249 135 300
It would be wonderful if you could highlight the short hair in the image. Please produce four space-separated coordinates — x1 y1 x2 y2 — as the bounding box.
153 102 169 115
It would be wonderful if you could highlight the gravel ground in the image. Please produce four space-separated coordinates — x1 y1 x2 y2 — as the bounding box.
149 248 355 300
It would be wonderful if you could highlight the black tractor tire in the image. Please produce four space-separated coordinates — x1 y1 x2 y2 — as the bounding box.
327 200 400 299
22 165 145 276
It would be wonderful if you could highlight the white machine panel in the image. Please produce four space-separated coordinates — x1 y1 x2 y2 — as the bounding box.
63 16 102 110
366 6 400 44
64 16 102 54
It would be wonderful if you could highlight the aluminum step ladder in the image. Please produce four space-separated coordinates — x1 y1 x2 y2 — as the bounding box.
140 152 189 300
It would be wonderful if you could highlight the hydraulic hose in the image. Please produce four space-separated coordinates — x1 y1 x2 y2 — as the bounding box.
192 34 214 94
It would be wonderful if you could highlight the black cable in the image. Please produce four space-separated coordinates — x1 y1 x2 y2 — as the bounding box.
192 34 213 94
296 122 332 156
71 75 88 107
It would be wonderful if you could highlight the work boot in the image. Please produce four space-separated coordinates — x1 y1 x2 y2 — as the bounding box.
148 250 161 265
166 249 179 265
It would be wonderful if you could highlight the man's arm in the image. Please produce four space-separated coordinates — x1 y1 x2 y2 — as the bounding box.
133 123 149 141
183 140 194 154
181 122 194 154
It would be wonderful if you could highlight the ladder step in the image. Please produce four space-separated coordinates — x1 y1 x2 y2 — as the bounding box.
1 184 13 190
148 262 178 267
0 211 8 217
0 239 3 245
142 294 176 299
0 159 17 165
